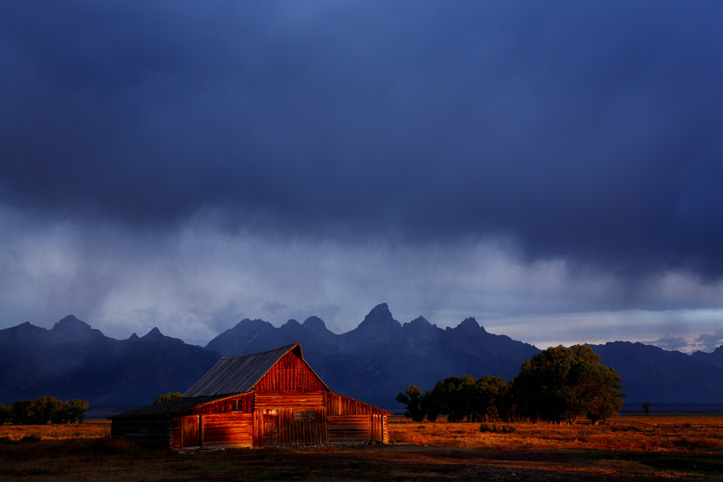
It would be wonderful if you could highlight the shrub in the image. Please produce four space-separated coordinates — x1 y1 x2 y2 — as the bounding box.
479 423 516 434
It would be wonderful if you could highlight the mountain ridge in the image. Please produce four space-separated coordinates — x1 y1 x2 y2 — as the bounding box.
1 304 722 414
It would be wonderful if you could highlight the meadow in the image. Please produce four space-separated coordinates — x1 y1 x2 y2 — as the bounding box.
1 416 721 481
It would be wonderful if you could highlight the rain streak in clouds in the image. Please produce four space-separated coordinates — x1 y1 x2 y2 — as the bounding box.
1 1 722 351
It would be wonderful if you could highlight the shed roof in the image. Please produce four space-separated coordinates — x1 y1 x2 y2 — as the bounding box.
182 343 329 397
110 395 230 419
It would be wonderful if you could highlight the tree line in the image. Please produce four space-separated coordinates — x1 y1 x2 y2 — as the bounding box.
0 397 89 425
397 344 625 424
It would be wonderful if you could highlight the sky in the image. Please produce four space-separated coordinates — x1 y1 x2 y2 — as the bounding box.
1 1 723 352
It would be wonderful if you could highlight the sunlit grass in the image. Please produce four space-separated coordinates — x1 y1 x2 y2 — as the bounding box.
0 417 721 481
0 420 111 441
388 415 723 452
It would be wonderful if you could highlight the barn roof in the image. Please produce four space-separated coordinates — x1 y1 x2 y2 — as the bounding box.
182 342 329 397
109 395 229 419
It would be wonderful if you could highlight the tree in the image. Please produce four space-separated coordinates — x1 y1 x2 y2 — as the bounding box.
0 403 11 425
67 400 89 423
396 386 426 421
474 376 509 421
155 392 182 404
11 399 31 424
510 345 625 423
427 376 467 422
421 375 509 422
28 396 65 424
642 402 651 415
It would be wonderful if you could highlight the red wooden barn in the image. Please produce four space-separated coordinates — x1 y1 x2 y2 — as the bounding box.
110 343 390 449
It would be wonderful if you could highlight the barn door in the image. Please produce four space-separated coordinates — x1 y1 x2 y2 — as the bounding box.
182 415 201 449
261 410 279 446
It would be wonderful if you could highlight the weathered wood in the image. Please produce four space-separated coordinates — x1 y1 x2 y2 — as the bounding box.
254 351 326 392
203 413 253 448
261 411 279 446
277 408 327 445
111 343 389 449
327 392 388 416
328 415 372 443
182 415 201 449
188 393 254 415
254 391 324 409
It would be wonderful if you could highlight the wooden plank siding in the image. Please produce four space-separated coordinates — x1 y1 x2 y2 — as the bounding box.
253 351 326 392
327 415 371 443
111 344 389 449
203 413 253 448
187 393 254 415
278 408 327 445
327 392 389 416
254 392 324 409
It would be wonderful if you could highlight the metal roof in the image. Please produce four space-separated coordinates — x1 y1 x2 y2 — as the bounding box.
183 343 328 397
109 395 229 419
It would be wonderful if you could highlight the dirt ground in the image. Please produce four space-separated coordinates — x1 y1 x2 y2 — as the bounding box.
1 438 721 482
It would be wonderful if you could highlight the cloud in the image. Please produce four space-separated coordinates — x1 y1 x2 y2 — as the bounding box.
1 2 723 347
693 332 723 352
0 208 721 348
2 1 723 280
648 335 690 352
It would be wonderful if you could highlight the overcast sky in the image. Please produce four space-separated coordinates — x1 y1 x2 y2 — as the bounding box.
2 1 722 352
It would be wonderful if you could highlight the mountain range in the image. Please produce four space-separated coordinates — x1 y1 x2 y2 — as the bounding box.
1 303 722 416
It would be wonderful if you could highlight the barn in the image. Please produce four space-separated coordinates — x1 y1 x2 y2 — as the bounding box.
110 343 390 449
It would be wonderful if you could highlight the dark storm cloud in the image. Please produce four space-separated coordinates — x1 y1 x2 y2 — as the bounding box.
2 1 723 277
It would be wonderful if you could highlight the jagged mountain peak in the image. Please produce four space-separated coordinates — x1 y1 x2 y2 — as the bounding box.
454 317 487 333
53 314 91 331
357 303 400 330
404 316 436 329
50 315 105 342
141 327 164 340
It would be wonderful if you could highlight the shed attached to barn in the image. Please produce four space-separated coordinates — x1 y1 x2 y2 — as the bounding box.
110 343 390 449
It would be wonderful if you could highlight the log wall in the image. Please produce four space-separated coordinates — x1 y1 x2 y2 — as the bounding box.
327 414 371 443
326 392 389 443
202 413 253 448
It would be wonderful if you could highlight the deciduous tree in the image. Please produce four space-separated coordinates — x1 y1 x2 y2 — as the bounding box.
511 344 624 423
155 392 182 404
395 386 426 421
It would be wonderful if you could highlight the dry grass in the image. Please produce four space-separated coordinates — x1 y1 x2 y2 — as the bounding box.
388 415 723 452
0 420 111 441
0 417 721 481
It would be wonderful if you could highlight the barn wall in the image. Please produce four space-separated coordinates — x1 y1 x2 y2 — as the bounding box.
326 392 389 444
202 413 253 448
111 417 171 447
278 408 327 445
188 393 254 415
327 415 371 443
254 351 325 392
254 392 324 409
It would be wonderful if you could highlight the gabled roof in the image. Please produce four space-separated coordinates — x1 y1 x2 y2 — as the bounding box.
183 343 329 397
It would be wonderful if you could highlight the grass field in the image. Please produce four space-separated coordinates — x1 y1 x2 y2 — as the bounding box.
1 416 721 481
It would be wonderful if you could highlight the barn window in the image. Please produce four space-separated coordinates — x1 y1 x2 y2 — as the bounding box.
304 410 315 420
294 411 303 419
